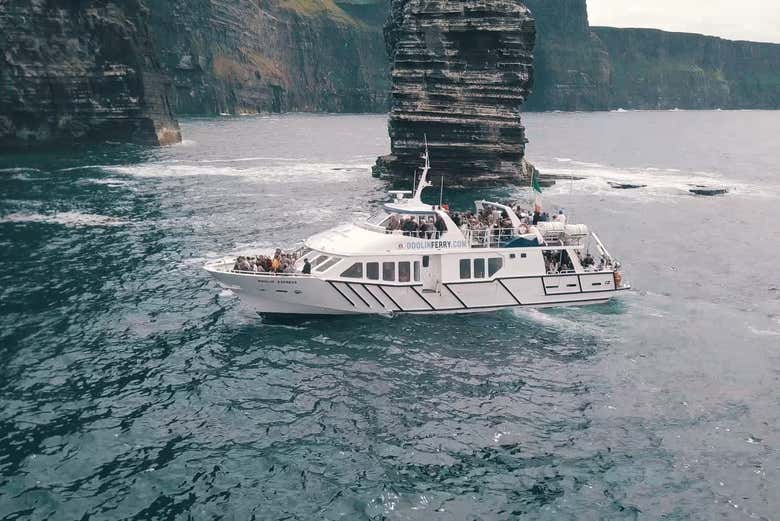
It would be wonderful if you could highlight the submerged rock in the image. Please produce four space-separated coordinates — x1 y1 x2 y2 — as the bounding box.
690 186 729 196
374 0 537 186
609 182 647 190
0 0 181 149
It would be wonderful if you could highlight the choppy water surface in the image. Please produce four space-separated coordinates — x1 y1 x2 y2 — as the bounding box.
1 111 779 520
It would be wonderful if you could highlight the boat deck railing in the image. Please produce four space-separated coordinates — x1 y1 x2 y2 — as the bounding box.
229 269 309 277
360 220 589 249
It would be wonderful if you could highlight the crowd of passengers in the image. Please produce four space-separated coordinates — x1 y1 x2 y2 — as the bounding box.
233 248 300 274
385 203 568 241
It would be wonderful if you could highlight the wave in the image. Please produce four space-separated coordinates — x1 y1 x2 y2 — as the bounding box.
531 160 771 201
0 211 129 227
105 161 372 183
0 167 41 175
78 178 136 188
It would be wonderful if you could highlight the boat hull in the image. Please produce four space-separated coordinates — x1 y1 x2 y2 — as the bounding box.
207 268 628 316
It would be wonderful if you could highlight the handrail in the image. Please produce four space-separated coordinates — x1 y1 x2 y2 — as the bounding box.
230 269 309 277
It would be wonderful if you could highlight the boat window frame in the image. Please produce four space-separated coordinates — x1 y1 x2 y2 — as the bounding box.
340 262 363 279
459 258 471 280
382 262 395 282
413 260 421 282
311 255 330 267
488 257 503 277
315 257 341 272
474 258 486 279
398 261 411 283
366 262 380 281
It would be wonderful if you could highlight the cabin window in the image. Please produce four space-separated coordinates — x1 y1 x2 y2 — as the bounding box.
459 259 471 279
341 262 363 279
509 254 516 259
474 258 486 279
422 255 430 268
413 261 421 282
316 257 341 272
543 250 574 274
366 262 379 281
311 255 330 267
399 261 411 283
383 262 395 282
488 258 503 277
521 253 527 259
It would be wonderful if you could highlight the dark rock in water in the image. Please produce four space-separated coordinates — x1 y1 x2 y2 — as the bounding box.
0 0 181 149
609 182 647 190
690 186 729 196
374 0 537 186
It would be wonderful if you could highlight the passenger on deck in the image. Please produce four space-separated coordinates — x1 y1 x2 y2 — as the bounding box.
554 209 567 225
422 218 435 239
271 256 281 273
302 258 312 274
401 217 415 237
387 214 401 232
237 256 252 272
582 253 595 269
435 215 446 237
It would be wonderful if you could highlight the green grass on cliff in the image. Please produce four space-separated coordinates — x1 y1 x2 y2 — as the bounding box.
278 0 359 26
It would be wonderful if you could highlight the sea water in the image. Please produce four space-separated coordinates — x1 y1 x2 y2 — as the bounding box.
1 111 779 519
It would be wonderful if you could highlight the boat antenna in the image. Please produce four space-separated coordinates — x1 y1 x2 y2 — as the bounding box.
413 135 432 203
439 176 444 207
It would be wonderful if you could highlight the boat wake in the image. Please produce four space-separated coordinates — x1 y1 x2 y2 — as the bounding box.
0 211 129 227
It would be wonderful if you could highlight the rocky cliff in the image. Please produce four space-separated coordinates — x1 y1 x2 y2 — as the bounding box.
522 0 610 111
0 0 180 149
521 0 780 111
148 0 390 115
374 0 537 186
592 27 780 110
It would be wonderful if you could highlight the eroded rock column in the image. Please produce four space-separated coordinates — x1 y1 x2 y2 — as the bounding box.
375 0 536 186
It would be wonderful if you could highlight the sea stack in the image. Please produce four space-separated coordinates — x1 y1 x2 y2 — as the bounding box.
0 0 181 149
374 0 537 186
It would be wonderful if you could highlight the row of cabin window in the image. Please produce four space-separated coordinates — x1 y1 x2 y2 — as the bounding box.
459 257 503 280
341 261 421 283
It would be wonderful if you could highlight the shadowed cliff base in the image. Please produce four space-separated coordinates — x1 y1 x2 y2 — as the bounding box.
0 0 181 150
374 0 537 187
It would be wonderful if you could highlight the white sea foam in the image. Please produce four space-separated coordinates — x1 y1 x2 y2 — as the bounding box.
0 167 39 173
78 178 135 188
531 160 771 201
105 161 371 184
57 165 112 173
747 326 780 337
0 211 128 227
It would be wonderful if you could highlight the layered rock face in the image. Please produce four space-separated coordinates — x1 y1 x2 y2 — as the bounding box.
593 27 780 110
521 0 780 111
147 0 390 115
375 0 536 186
0 0 181 149
523 0 610 111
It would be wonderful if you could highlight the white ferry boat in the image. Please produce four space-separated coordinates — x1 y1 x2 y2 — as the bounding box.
205 151 629 315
